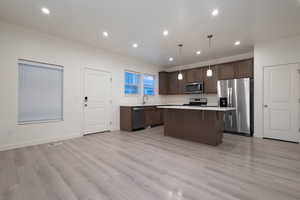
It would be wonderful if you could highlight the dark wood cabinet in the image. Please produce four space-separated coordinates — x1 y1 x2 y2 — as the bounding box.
120 106 163 131
218 59 253 80
218 62 236 80
204 66 218 94
145 108 163 126
158 58 253 95
168 72 179 94
178 71 187 94
186 68 203 83
120 106 133 131
159 71 186 95
159 72 169 94
235 59 253 78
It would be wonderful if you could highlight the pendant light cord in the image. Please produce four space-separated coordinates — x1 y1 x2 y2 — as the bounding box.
208 35 213 70
178 44 183 74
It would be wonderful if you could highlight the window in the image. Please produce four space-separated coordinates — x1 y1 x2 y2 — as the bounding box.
143 74 155 96
18 60 63 123
125 71 140 95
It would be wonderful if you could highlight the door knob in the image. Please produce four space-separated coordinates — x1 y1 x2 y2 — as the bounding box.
264 105 268 108
84 104 88 107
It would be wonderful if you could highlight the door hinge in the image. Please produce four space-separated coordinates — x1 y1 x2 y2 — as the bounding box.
110 121 112 125
297 69 300 74
110 78 112 82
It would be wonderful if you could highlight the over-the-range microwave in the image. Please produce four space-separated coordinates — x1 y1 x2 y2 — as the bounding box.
185 81 204 94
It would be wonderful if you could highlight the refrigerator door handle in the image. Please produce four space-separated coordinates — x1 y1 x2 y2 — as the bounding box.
227 88 230 106
228 87 233 106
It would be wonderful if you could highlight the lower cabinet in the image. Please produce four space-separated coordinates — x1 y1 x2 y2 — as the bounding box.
145 108 164 126
120 106 163 131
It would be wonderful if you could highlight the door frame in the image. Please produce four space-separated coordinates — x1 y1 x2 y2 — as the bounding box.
262 63 300 142
81 67 112 136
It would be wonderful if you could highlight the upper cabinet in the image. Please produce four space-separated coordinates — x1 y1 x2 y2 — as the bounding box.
159 71 186 95
204 66 218 94
218 62 236 80
159 72 169 95
186 68 203 83
218 59 253 80
168 72 179 94
235 59 253 78
158 58 253 95
178 71 187 94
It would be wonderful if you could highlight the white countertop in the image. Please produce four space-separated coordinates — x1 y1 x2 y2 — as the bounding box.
120 104 180 107
157 106 236 112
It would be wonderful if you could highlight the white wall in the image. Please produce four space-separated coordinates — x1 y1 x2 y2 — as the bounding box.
0 21 162 151
254 35 300 137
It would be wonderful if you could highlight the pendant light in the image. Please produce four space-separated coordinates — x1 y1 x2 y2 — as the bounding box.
206 35 213 77
178 72 183 80
177 44 183 80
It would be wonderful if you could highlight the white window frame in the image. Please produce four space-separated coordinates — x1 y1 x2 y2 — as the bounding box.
124 70 141 96
143 73 156 96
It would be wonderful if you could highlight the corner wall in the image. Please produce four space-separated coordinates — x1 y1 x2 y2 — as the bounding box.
254 35 300 137
0 21 162 151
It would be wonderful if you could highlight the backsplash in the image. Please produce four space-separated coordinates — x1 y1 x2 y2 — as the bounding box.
161 94 219 106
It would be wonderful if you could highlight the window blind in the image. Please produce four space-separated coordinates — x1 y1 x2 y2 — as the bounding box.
18 60 63 123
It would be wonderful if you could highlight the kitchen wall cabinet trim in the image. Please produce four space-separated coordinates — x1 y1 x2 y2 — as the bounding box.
159 58 253 95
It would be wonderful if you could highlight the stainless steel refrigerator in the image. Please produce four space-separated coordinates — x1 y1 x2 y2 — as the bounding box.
217 78 253 136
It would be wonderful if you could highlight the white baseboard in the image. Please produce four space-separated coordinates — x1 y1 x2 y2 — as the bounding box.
0 133 82 152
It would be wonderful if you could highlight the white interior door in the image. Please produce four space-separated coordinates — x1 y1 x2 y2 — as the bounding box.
263 64 300 142
84 68 111 135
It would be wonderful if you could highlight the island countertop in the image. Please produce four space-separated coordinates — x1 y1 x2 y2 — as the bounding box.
157 106 235 112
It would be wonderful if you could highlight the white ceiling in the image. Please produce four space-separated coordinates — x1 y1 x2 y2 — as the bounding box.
0 0 300 67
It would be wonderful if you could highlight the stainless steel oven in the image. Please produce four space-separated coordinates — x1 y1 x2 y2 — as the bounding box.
185 81 204 94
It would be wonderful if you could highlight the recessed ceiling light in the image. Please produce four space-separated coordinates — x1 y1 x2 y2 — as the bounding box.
212 9 219 16
41 7 50 15
102 31 109 37
235 41 241 46
169 57 174 62
132 43 138 48
163 30 169 36
196 51 201 55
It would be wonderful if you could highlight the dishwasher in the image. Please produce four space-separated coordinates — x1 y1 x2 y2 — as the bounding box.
132 107 145 130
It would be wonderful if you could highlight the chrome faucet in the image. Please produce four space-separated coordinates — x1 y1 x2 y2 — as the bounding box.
142 95 148 105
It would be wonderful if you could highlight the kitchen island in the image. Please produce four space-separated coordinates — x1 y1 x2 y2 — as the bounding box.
157 106 235 146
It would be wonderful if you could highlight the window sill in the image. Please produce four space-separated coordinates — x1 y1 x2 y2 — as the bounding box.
18 119 64 125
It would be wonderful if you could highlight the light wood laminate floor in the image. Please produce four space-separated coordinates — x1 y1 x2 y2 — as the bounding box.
1 126 300 200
